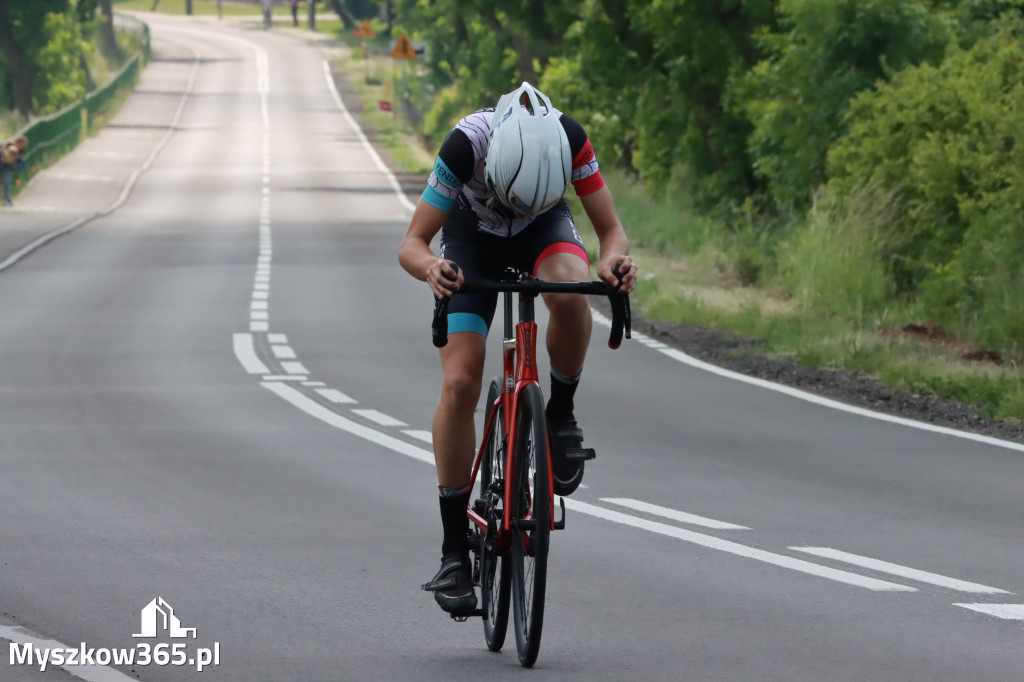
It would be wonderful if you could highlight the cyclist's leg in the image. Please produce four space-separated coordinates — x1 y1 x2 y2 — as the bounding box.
423 212 498 615
433 332 486 494
522 202 594 495
527 201 593 388
432 216 498 495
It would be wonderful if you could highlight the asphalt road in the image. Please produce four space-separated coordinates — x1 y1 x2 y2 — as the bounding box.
1 13 1022 682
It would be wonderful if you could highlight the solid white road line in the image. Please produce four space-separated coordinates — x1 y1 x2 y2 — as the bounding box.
791 547 1011 594
0 623 134 682
402 429 433 444
233 333 269 374
590 311 1024 455
953 603 1024 620
321 60 415 214
565 499 915 592
602 498 750 530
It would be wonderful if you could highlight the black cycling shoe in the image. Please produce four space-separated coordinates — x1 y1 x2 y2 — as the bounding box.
421 552 477 616
548 417 596 497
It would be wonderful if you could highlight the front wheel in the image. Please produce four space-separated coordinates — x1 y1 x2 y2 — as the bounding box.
480 379 510 652
509 383 550 668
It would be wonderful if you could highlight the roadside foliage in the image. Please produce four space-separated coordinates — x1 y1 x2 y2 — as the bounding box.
385 0 1024 371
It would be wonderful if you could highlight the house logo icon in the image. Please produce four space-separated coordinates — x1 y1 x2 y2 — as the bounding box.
133 597 197 639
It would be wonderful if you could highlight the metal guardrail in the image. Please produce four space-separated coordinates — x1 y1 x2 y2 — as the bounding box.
113 13 151 62
7 14 150 182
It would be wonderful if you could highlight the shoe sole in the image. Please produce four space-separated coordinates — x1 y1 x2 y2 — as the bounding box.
552 462 584 496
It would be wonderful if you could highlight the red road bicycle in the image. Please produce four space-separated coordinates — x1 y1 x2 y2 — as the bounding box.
431 265 630 667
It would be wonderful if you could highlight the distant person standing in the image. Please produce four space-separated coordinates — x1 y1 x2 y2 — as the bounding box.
0 135 28 207
261 0 272 29
216 0 223 20
290 0 299 26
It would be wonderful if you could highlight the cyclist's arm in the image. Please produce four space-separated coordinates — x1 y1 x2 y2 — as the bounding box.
580 186 637 294
399 128 476 298
560 114 636 292
398 200 462 299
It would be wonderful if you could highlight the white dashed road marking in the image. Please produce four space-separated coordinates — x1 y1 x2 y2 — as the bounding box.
315 388 357 404
953 604 1024 620
602 498 750 530
790 547 1011 594
565 500 916 592
352 409 407 427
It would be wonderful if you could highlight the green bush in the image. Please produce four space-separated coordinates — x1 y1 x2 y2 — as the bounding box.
827 29 1024 354
735 0 948 212
32 11 92 114
919 210 1024 358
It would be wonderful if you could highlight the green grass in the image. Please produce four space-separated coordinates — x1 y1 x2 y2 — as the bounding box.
337 49 433 176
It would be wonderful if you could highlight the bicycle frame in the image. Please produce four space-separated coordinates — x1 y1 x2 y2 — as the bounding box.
466 288 553 549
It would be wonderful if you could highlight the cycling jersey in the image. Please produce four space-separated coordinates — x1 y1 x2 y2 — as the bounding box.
421 109 605 237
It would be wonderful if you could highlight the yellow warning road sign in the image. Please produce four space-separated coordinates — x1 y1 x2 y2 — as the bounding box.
390 34 418 59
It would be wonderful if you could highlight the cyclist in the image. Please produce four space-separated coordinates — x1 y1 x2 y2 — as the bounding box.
398 82 637 616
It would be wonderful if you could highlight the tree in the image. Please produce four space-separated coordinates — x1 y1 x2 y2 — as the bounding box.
735 0 948 211
325 0 358 30
97 0 124 62
32 10 92 113
0 0 70 118
0 0 32 117
541 0 774 205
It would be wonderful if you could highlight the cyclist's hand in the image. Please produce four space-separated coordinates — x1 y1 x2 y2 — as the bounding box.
427 258 462 299
598 256 637 294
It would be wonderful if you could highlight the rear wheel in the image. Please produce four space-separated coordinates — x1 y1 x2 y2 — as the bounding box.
509 383 550 668
480 379 510 652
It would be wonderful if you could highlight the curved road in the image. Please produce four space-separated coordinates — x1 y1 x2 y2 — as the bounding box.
1 14 1022 681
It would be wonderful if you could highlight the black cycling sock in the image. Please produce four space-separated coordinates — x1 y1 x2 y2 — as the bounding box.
546 369 581 421
439 490 471 556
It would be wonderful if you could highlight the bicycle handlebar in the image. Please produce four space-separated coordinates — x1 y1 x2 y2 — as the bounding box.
431 264 632 350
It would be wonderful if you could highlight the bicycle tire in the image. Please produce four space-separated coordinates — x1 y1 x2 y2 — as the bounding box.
480 379 511 652
509 383 550 668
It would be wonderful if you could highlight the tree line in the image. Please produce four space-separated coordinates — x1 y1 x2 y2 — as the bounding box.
388 0 1024 357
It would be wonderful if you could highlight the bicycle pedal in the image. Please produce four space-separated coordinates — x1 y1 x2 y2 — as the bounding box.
449 609 485 622
553 496 566 530
563 447 596 462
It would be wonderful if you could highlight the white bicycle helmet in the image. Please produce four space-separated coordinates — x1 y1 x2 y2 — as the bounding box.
485 82 571 216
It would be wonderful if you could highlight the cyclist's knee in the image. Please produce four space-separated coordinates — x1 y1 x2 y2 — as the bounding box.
543 290 589 319
441 370 482 412
538 253 587 281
